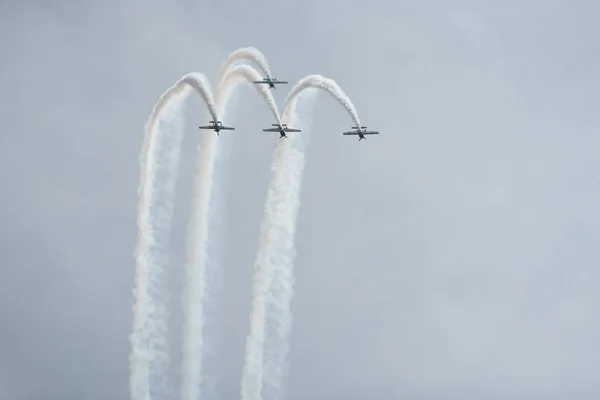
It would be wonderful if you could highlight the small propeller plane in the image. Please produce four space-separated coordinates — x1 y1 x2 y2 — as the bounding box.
263 123 301 138
342 126 379 141
198 120 235 135
254 77 288 89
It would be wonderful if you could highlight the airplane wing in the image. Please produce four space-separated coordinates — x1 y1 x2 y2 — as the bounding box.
271 80 288 84
198 125 215 129
253 80 269 84
343 131 379 135
263 128 281 132
284 128 301 132
219 126 235 130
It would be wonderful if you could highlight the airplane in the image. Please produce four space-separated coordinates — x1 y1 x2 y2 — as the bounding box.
198 120 235 135
263 123 301 138
342 126 379 141
254 77 288 89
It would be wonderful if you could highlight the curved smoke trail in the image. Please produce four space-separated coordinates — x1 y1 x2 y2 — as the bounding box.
241 75 361 400
283 74 361 128
131 72 216 400
139 73 217 192
218 46 272 82
181 55 282 400
217 64 282 124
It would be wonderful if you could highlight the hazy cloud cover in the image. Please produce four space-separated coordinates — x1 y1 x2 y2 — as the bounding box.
1 0 599 399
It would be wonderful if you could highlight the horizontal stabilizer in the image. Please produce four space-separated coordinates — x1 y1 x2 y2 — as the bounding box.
272 123 287 126
351 126 367 129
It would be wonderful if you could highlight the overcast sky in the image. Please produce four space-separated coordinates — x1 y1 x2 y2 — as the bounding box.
2 0 600 399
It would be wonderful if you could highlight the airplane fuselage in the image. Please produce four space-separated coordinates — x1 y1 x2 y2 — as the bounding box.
208 123 222 133
274 126 286 137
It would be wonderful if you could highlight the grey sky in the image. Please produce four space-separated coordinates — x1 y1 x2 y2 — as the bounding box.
2 0 599 399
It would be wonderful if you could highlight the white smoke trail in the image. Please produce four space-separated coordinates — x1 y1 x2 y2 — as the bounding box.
218 46 272 82
181 58 282 400
180 113 221 400
241 75 361 400
217 64 282 125
131 72 216 400
139 73 217 192
262 92 317 400
283 74 361 128
195 78 245 400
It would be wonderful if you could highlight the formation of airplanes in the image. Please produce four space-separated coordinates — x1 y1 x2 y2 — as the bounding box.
198 76 379 142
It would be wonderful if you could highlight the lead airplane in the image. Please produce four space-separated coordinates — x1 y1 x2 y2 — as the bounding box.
342 126 379 141
263 123 301 138
254 77 288 89
198 120 235 135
